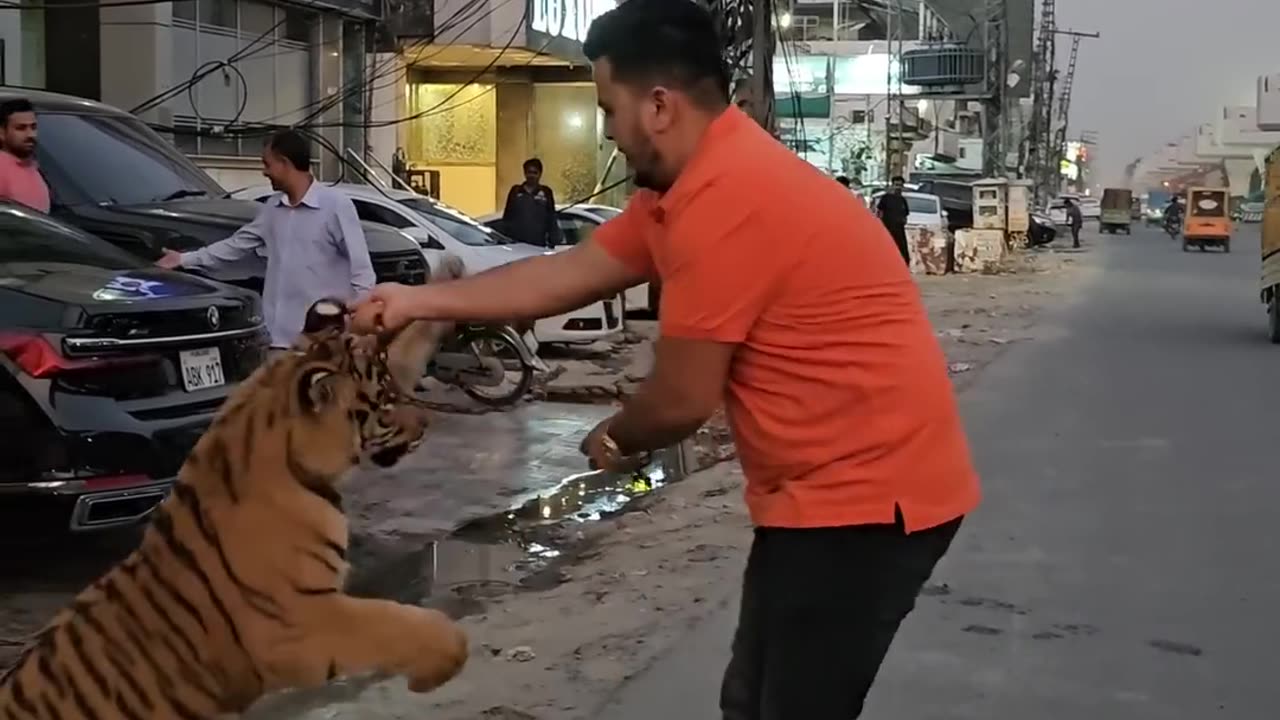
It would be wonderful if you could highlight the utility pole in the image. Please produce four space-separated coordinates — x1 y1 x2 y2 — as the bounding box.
748 0 775 131
980 0 1007 177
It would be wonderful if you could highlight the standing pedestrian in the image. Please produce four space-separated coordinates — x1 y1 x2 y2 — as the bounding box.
392 146 408 187
0 98 50 213
353 1 979 718
875 175 911 264
1065 197 1084 248
156 129 375 357
501 158 563 248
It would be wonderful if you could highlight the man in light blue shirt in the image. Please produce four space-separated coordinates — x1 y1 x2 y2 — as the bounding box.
157 129 375 351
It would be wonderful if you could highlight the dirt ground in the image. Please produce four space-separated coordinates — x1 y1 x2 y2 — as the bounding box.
239 244 1100 720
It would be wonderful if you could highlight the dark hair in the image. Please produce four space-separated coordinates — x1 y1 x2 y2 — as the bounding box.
0 98 35 128
523 158 543 173
265 129 311 172
583 0 730 109
835 175 851 187
891 175 905 184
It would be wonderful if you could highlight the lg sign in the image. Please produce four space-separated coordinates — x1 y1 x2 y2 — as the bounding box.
530 0 614 42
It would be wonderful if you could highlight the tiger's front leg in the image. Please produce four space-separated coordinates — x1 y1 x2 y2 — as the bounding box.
275 593 469 693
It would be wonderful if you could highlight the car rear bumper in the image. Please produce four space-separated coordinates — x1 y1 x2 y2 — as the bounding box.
0 477 173 533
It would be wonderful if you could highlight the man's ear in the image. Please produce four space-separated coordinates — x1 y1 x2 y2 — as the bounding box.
297 366 338 415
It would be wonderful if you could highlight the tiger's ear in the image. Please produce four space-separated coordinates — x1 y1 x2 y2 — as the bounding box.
296 366 338 415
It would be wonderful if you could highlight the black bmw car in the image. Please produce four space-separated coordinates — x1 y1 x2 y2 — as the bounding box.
0 203 268 536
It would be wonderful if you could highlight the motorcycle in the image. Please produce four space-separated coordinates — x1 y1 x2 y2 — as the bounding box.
1163 213 1182 239
427 323 538 407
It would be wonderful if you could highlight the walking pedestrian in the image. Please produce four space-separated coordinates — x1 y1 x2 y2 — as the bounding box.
0 98 50 213
501 158 563 248
156 129 375 357
1065 197 1084 248
352 1 979 718
875 175 911 264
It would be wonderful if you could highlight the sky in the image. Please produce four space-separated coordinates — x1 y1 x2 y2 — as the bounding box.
1054 0 1280 186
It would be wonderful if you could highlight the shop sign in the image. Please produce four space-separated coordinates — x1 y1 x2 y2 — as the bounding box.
530 0 614 43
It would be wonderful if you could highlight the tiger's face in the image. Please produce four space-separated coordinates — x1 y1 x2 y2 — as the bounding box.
284 299 443 477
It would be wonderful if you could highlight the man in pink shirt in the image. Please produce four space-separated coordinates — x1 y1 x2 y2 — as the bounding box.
0 98 50 213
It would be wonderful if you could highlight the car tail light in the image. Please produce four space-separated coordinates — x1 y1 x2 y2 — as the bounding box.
0 333 155 379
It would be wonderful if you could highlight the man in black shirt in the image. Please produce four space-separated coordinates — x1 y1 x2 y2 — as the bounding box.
875 175 911 264
502 158 564 248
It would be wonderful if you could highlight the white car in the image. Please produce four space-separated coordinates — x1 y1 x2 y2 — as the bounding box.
1045 201 1070 227
869 190 948 229
479 203 659 317
232 184 624 346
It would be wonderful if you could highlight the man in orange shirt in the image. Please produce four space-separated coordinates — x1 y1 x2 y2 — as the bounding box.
354 0 979 716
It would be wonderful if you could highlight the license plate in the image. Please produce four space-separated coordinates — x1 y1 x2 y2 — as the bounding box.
179 347 226 392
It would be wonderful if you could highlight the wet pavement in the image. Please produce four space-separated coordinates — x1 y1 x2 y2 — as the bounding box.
0 401 689 670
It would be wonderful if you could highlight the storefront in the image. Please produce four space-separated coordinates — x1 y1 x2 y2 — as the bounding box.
373 0 626 217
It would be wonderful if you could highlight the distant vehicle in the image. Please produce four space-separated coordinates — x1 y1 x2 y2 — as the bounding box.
1181 187 1231 253
0 203 267 535
1077 196 1102 221
480 204 659 318
1262 150 1280 342
1045 201 1070 227
1100 188 1133 234
1028 211 1058 246
868 190 948 229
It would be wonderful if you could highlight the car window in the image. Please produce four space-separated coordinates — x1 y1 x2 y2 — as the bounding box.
556 215 599 247
352 199 413 229
0 204 139 269
905 196 938 215
35 112 224 208
398 197 516 246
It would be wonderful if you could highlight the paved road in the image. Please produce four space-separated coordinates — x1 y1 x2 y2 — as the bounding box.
598 226 1280 719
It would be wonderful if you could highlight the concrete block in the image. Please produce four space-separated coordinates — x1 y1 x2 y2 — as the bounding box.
954 228 1007 273
907 225 950 275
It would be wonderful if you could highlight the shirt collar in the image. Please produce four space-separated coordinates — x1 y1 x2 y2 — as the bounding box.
271 179 323 209
652 105 751 219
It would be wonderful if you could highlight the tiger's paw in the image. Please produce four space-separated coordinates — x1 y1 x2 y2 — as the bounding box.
404 613 469 693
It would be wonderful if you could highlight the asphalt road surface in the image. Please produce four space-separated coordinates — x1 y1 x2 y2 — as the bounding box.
598 225 1280 719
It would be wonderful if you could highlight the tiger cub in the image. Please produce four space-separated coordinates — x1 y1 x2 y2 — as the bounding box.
0 300 467 718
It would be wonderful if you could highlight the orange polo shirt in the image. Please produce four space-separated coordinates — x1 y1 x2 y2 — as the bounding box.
594 106 980 533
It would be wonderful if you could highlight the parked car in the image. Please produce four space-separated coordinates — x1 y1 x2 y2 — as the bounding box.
232 183 624 346
1045 201 1070 227
868 190 948 229
3 88 429 295
1028 211 1058 246
480 203 659 318
0 203 268 536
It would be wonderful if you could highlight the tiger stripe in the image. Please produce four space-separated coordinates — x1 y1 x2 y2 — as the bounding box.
0 308 469 718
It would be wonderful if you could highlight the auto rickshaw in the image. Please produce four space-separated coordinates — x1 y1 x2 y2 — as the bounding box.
1181 187 1232 253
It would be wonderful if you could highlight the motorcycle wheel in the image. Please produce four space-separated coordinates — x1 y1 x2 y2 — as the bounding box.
458 329 535 408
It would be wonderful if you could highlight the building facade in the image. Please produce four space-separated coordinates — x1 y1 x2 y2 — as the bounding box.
5 0 375 190
368 0 627 217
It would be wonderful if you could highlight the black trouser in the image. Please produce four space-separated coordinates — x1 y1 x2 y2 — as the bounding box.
885 222 911 264
1070 223 1082 247
719 513 962 720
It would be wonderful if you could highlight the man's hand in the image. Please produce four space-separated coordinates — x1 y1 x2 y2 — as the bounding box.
155 249 182 269
351 283 421 333
580 416 649 473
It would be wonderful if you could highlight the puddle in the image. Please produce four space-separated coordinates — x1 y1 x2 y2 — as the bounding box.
453 444 688 541
345 444 691 618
